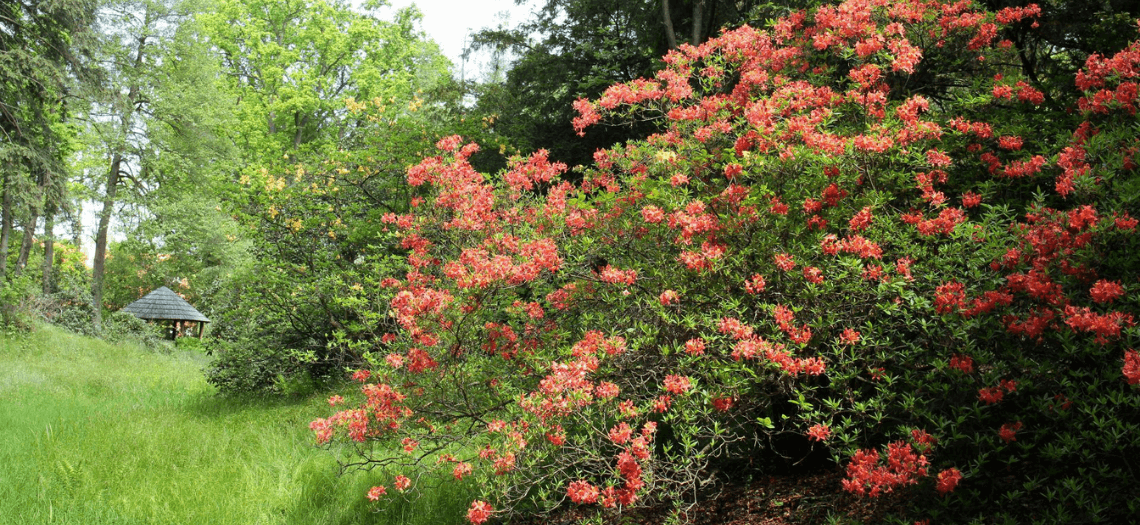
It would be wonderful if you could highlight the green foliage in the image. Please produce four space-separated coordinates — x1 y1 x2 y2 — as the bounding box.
195 0 497 393
173 335 202 351
0 274 36 332
103 310 166 348
203 338 293 395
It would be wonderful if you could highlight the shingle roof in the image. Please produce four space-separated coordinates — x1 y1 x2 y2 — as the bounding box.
119 286 210 323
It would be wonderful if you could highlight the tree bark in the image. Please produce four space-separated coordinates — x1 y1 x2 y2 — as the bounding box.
92 15 149 330
42 204 55 295
662 0 678 49
692 0 707 45
0 171 11 282
14 170 42 276
14 212 38 276
91 152 122 330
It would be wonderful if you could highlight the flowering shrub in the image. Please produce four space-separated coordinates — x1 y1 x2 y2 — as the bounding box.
314 1 1140 522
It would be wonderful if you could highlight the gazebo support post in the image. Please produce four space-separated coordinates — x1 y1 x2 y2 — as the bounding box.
198 322 204 339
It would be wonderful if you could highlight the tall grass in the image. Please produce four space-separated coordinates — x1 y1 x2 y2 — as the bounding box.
0 325 474 525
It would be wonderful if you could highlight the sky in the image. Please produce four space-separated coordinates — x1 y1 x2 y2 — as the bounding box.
382 0 534 77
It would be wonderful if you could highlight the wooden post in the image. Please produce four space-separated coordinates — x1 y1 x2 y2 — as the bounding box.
198 322 204 339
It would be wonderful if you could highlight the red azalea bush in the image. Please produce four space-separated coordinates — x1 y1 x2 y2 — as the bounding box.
313 1 1140 522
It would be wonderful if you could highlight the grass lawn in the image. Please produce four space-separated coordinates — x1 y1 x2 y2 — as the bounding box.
0 325 473 525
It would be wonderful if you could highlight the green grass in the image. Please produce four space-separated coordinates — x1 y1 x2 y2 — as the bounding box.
0 325 474 525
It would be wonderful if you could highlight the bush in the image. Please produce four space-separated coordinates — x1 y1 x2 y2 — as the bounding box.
173 336 202 352
205 249 406 395
203 339 293 395
313 3 1140 523
0 274 37 333
47 298 97 337
103 310 166 348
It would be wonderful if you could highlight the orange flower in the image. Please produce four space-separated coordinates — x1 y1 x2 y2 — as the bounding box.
466 500 493 525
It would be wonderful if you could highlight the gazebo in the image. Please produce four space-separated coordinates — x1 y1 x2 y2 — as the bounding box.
119 286 210 339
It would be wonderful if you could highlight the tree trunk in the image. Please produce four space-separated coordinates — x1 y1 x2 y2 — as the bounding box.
91 152 122 330
0 171 11 282
662 0 678 49
14 210 39 276
92 18 148 330
42 204 55 295
692 0 706 45
293 111 304 149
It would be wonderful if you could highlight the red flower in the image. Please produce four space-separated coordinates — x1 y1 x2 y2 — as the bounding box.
934 281 966 314
598 265 637 285
821 183 847 207
394 475 411 492
1115 213 1138 231
803 266 824 284
663 374 693 394
911 429 937 452
567 480 599 504
595 381 620 399
744 273 766 294
367 485 387 501
926 149 952 167
769 196 789 215
997 135 1023 151
774 253 796 271
641 205 665 223
978 386 1004 405
949 354 974 374
685 338 706 356
712 396 735 412
849 206 874 232
807 423 831 442
1124 349 1140 385
1089 280 1125 303
839 328 860 345
401 437 419 453
545 428 566 447
609 422 633 445
719 317 754 339
803 197 823 214
842 441 929 497
659 289 680 306
466 500 493 525
999 421 1023 443
935 468 962 495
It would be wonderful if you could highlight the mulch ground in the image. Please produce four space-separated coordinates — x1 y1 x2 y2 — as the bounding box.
515 467 914 524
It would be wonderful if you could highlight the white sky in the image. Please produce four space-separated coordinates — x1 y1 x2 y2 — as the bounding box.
383 0 533 78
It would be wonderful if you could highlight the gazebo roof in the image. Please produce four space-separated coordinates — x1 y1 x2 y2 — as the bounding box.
120 286 210 323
